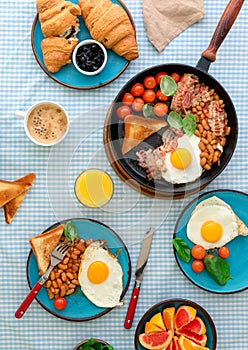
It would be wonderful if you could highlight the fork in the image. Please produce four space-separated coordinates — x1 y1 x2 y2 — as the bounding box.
15 241 71 319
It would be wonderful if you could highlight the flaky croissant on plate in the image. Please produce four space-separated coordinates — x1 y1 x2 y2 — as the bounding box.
41 37 78 73
36 0 81 72
78 0 138 61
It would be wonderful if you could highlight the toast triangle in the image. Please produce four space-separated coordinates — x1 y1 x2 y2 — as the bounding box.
0 180 32 207
122 115 167 154
29 224 65 275
3 173 36 224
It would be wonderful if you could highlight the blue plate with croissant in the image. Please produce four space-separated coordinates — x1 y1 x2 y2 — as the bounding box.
31 0 138 90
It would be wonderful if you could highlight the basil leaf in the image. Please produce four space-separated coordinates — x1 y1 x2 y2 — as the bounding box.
204 256 231 286
172 237 191 263
142 103 155 118
160 75 178 96
182 113 196 137
64 220 78 242
167 111 183 130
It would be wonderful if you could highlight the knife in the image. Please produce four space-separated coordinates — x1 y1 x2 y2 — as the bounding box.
124 227 154 329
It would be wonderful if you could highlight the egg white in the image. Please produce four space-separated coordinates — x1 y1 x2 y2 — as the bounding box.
161 134 202 184
187 197 239 249
78 241 123 308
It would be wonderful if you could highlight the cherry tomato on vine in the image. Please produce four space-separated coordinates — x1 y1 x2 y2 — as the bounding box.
156 89 169 101
122 92 134 105
143 89 156 103
218 246 230 259
191 259 204 273
54 297 67 310
153 102 168 117
116 105 131 120
130 83 145 97
155 72 168 85
132 98 145 112
144 76 156 89
191 245 206 260
170 72 181 83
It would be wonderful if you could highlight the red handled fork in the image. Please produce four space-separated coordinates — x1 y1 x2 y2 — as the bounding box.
15 241 71 318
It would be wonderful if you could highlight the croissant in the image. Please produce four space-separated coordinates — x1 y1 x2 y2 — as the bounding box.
78 0 138 61
41 37 78 73
37 0 81 38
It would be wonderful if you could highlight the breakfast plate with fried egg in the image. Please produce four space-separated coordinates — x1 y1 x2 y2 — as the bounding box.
26 218 131 321
173 190 248 293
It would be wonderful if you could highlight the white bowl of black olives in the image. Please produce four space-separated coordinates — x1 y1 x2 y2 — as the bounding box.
72 39 108 76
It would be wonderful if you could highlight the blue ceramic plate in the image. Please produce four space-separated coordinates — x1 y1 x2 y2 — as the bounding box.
174 189 248 294
31 0 133 89
134 299 217 350
26 218 131 321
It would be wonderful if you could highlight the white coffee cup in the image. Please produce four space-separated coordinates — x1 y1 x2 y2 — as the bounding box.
16 101 69 147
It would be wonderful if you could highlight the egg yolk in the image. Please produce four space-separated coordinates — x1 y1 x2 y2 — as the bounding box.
201 220 223 243
170 148 192 170
87 261 109 284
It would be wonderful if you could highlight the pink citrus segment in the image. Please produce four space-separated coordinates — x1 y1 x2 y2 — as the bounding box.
178 335 210 350
180 316 206 335
162 307 175 333
177 330 207 347
175 306 197 330
139 330 173 350
165 341 173 350
145 321 165 334
172 336 181 350
150 312 166 330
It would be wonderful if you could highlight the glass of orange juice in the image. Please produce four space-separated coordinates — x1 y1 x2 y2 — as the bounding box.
74 168 114 208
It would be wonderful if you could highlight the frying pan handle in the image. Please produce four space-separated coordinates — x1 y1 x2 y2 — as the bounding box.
202 0 244 62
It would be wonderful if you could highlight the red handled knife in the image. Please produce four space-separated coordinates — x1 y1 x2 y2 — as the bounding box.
124 227 154 329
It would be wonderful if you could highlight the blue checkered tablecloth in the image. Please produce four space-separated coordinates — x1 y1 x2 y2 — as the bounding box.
1 0 248 349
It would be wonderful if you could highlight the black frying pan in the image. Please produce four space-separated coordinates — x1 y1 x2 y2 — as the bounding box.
104 0 244 199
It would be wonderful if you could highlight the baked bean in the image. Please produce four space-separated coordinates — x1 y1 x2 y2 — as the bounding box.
207 144 214 154
66 272 74 280
66 289 75 296
200 157 207 167
60 285 66 297
58 263 67 270
61 272 67 282
48 290 54 299
204 164 211 170
50 271 55 280
225 126 231 135
52 280 58 289
202 119 210 130
62 257 69 265
201 138 208 145
199 142 206 151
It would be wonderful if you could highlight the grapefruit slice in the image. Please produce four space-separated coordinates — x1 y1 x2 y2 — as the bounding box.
145 321 165 334
150 312 167 330
165 341 173 350
177 330 207 347
175 305 196 330
180 316 206 335
162 307 175 332
139 330 173 350
178 335 210 350
172 336 181 350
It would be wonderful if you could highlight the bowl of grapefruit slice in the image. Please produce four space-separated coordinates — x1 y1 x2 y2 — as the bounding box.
135 298 217 350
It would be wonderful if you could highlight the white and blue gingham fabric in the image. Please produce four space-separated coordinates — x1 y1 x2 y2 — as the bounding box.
1 0 248 349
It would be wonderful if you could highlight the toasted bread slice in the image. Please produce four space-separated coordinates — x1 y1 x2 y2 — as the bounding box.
3 173 36 224
122 115 167 154
29 224 65 275
0 180 32 207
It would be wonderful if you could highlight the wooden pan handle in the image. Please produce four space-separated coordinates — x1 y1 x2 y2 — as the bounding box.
202 0 244 62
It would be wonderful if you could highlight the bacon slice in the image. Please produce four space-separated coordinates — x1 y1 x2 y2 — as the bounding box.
208 101 227 136
136 147 167 180
171 74 198 113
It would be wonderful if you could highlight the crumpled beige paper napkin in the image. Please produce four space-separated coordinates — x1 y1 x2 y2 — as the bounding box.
142 0 205 52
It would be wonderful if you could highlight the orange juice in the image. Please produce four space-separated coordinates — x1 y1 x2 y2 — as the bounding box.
74 169 114 208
